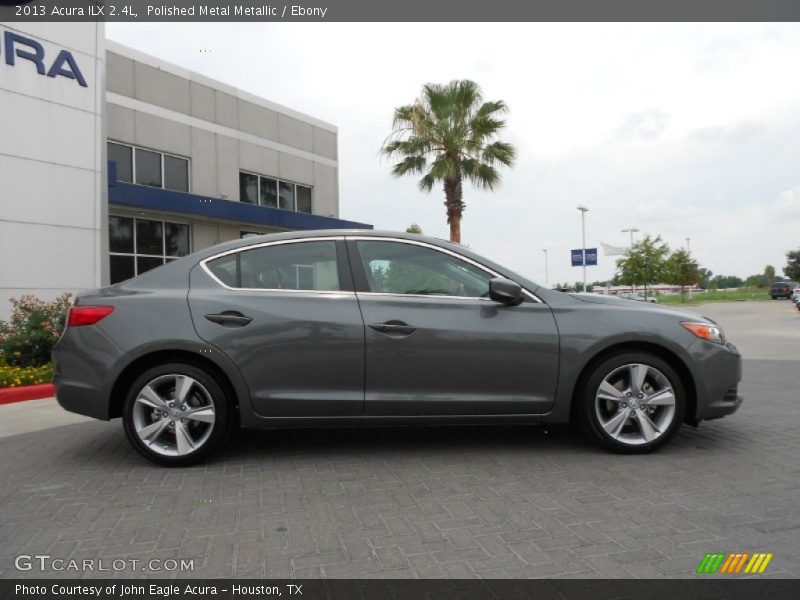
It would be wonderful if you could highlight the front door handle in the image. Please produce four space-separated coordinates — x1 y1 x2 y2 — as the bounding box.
368 320 417 336
205 311 253 327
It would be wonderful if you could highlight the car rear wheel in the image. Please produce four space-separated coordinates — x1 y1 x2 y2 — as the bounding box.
578 352 685 453
123 363 233 466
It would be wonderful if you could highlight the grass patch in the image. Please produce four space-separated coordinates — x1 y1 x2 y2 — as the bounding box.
658 288 771 305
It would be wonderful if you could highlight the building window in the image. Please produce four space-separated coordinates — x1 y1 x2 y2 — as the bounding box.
109 216 191 284
239 172 258 204
260 178 277 208
239 171 313 213
296 185 312 214
164 155 189 193
108 142 132 182
107 141 189 193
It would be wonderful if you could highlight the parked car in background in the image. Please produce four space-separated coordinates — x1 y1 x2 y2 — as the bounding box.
53 230 742 466
770 281 798 299
618 292 659 303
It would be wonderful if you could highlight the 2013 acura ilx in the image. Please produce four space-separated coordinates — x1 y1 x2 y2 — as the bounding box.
53 230 742 466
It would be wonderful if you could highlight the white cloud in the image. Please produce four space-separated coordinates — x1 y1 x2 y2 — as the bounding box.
615 109 670 141
106 22 800 283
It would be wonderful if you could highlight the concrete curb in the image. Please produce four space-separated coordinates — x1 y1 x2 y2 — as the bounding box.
0 384 55 405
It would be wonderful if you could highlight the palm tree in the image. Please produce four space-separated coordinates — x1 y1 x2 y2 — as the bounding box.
382 80 516 244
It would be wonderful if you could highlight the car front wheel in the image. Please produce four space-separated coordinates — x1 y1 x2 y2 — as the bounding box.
578 352 685 453
123 363 233 466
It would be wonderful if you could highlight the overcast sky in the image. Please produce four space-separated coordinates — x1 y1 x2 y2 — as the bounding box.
107 23 800 286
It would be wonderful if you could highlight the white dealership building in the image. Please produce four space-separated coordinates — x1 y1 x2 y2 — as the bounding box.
0 22 369 318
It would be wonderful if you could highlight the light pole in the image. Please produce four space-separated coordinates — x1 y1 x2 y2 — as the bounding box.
621 227 639 248
686 237 691 253
621 228 639 294
577 205 589 292
542 249 549 284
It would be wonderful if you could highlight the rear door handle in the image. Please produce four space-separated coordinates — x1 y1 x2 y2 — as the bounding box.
368 320 417 336
205 311 253 327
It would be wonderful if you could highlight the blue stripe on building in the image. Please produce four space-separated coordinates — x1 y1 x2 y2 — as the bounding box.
107 161 372 231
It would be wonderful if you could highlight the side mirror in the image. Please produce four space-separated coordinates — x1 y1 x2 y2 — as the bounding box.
489 278 524 306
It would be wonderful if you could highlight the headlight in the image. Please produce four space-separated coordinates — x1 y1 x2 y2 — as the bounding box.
681 321 725 344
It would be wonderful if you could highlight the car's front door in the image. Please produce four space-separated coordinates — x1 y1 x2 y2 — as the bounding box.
188 238 365 417
347 238 560 416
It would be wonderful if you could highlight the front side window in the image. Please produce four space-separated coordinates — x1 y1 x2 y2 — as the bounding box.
206 241 340 291
355 241 492 298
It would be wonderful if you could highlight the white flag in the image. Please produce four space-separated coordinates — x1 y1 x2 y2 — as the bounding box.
602 242 629 256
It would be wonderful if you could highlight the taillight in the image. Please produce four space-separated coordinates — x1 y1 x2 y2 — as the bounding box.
67 306 115 327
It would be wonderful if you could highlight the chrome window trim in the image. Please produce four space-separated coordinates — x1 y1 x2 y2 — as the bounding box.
347 236 543 303
199 236 348 294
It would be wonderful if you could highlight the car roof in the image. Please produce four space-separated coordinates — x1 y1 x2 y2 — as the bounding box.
191 229 466 260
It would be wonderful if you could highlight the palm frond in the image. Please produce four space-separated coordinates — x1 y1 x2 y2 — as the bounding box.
418 173 436 192
482 141 516 166
391 156 427 178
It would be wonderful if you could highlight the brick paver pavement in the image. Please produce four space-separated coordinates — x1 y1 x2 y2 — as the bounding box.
1 359 798 579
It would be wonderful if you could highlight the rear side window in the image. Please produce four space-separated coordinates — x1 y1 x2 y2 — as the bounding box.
206 241 340 291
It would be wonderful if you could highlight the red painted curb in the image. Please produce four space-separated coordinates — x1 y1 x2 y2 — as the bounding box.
0 383 55 405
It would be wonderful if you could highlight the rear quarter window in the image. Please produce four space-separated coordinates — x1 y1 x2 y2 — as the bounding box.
206 255 238 287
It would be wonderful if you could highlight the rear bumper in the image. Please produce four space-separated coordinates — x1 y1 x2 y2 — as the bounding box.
54 376 109 420
52 327 118 421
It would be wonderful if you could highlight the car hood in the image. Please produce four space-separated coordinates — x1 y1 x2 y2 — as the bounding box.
567 293 710 323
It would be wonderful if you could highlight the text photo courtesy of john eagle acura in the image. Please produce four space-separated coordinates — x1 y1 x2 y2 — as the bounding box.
52 230 743 466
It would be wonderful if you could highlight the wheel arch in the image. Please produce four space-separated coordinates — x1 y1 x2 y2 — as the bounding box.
108 350 240 420
569 341 697 425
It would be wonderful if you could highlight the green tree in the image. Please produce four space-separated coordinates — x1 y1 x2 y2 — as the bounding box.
666 248 700 299
744 274 769 288
697 267 714 290
711 275 744 289
382 80 516 244
405 223 423 234
784 249 800 281
615 235 670 299
763 265 777 282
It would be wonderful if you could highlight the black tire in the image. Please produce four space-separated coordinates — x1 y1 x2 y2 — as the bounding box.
771 296 777 300
123 362 233 467
577 351 686 453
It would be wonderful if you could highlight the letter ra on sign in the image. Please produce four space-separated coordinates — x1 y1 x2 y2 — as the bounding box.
2 31 88 87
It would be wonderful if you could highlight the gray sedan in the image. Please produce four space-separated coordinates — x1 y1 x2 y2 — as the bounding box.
53 230 742 466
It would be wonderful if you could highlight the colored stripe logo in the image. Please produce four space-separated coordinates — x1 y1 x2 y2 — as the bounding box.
696 552 773 574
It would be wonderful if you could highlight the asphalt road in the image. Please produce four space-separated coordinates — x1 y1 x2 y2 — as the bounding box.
0 301 798 579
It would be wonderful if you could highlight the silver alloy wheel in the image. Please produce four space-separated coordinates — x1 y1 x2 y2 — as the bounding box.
594 363 676 446
132 374 216 457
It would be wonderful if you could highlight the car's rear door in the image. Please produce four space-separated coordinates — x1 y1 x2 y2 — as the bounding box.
188 237 365 417
347 237 560 416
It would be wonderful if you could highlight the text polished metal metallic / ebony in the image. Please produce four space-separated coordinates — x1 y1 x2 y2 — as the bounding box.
52 230 743 466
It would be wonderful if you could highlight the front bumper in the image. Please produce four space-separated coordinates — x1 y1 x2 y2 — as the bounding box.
692 341 743 422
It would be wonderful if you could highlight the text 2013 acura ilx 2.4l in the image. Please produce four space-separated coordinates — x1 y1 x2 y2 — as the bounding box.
53 230 743 466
